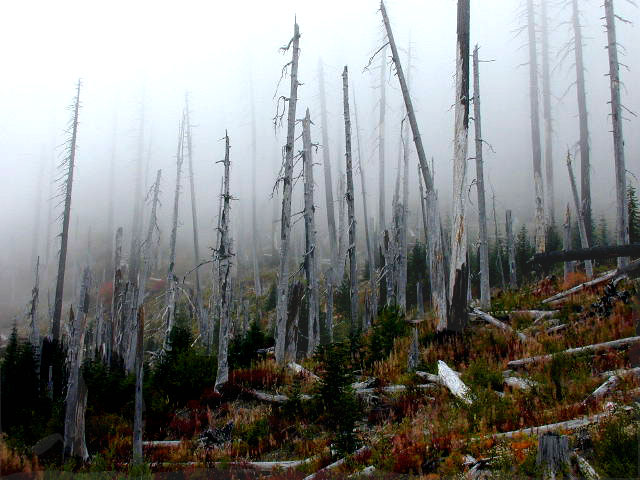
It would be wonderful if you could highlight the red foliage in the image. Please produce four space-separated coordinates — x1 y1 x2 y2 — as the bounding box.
98 281 113 304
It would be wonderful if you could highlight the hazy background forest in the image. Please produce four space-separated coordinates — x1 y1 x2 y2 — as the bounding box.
0 0 638 330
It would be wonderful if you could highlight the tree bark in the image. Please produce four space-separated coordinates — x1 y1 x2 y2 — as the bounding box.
128 101 146 286
506 210 517 288
132 306 144 465
110 227 124 364
52 80 81 341
29 256 40 350
540 0 555 227
275 21 300 365
378 46 387 233
563 205 575 282
533 244 640 267
527 0 546 253
566 152 593 278
473 45 490 309
604 0 629 267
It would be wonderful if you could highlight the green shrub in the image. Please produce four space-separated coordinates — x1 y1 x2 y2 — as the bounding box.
366 306 408 366
592 407 640 478
228 321 273 370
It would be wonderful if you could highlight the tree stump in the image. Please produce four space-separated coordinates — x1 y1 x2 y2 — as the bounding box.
536 433 569 477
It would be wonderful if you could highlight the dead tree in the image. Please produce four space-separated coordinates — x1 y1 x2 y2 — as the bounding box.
342 66 359 332
492 193 507 290
318 60 338 281
128 102 146 286
337 173 347 282
326 277 334 342
109 227 124 364
566 0 594 242
29 256 40 349
379 1 448 330
132 306 144 465
63 267 90 461
275 21 300 365
377 45 388 233
527 0 546 253
164 114 185 350
52 80 81 341
473 45 490 309
448 0 471 331
563 204 575 281
302 110 320 356
540 0 555 226
505 210 517 288
248 82 263 297
604 0 629 267
566 152 593 278
106 117 117 280
215 133 234 391
184 98 207 339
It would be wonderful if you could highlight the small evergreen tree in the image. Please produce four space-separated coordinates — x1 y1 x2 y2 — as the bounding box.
596 215 610 247
406 242 428 309
627 185 640 244
515 225 534 283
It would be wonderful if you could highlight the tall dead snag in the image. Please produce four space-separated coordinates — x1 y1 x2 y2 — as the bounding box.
215 133 233 391
302 109 320 356
378 46 388 233
106 118 117 280
527 0 546 253
52 80 81 341
342 66 358 332
492 193 507 290
448 0 471 331
110 227 124 364
132 306 144 465
379 1 448 330
164 114 185 350
566 152 593 278
540 0 555 226
184 98 207 339
572 0 592 243
604 0 629 267
473 45 490 310
337 173 347 282
63 267 90 461
275 21 300 365
318 60 338 281
249 82 263 297
129 102 146 286
563 204 575 281
353 85 376 325
29 256 40 349
505 210 517 288
326 277 334 342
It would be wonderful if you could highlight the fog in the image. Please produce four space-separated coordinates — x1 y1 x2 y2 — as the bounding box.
1 0 638 330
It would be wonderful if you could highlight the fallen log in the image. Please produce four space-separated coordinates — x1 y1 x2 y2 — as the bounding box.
546 324 568 334
438 360 472 404
287 362 320 381
507 336 640 369
490 412 610 439
598 366 640 379
584 376 620 404
542 270 617 305
143 440 182 448
349 466 376 478
472 309 527 341
504 376 538 391
302 446 370 480
575 454 601 480
532 244 640 267
415 371 442 384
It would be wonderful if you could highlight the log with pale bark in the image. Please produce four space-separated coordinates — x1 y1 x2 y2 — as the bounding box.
438 360 472 404
471 309 527 341
302 446 370 480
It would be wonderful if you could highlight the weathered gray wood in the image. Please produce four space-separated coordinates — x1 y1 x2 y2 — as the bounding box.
575 454 601 480
563 204 575 282
566 152 593 278
110 227 124 364
275 22 300 364
540 0 555 227
302 109 320 356
604 0 629 268
128 102 146 289
29 256 40 349
473 45 490 310
490 411 610 439
541 268 618 304
526 0 546 253
249 81 262 297
215 133 233 392
504 376 537 391
377 46 387 233
536 433 569 476
438 360 472 404
132 306 144 465
472 309 527 341
52 80 81 341
407 325 419 372
326 276 334 343
417 282 424 316
506 210 517 288
343 67 359 332
508 336 640 368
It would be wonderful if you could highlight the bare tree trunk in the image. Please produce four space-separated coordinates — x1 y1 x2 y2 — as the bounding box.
492 193 507 290
604 0 629 267
342 67 359 332
184 98 207 340
326 277 334 343
106 118 117 281
132 306 144 465
506 210 517 288
566 152 593 278
448 0 471 332
215 133 233 391
417 282 424 316
164 114 185 350
249 81 263 297
318 60 338 281
473 45 490 310
302 110 320 356
110 227 123 364
128 102 146 286
337 173 347 283
527 0 546 253
275 22 301 365
63 267 90 461
29 256 40 349
563 204 575 282
378 46 387 233
52 80 81 341
380 1 448 329
540 0 555 227
572 0 592 244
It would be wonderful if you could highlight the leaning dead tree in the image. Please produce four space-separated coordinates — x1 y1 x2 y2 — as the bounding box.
164 114 185 350
215 133 233 392
448 0 471 330
275 20 301 365
63 267 90 461
604 0 629 267
302 110 320 355
342 66 359 332
473 45 490 309
318 60 338 281
249 81 262 296
540 0 555 226
566 152 593 278
526 0 546 253
52 80 81 341
29 257 40 349
184 97 207 339
379 0 448 330
377 45 388 233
